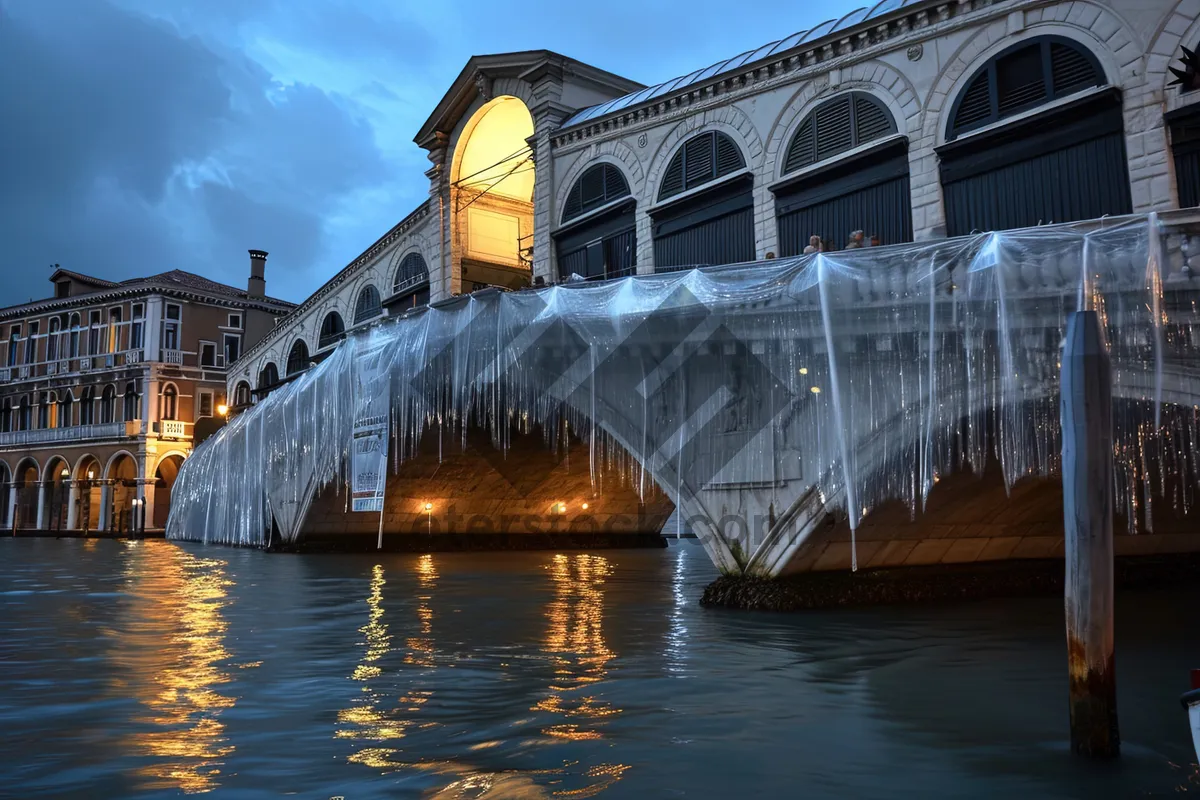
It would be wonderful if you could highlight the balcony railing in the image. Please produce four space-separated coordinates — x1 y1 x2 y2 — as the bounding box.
158 420 191 440
0 420 133 448
162 349 185 365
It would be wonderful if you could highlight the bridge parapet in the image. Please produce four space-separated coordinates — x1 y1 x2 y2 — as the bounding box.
167 213 1200 577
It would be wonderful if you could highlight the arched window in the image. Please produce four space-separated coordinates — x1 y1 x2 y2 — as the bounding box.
0 398 10 433
258 362 279 391
123 382 139 422
68 312 80 358
562 164 631 224
784 93 897 173
19 396 32 431
57 393 71 429
948 36 1104 140
47 317 60 361
393 253 429 296
318 311 345 350
80 387 95 426
36 392 48 429
775 93 910 253
160 385 177 421
286 339 310 376
939 35 1126 236
100 385 116 424
234 381 252 407
354 285 382 325
108 308 122 352
658 131 745 201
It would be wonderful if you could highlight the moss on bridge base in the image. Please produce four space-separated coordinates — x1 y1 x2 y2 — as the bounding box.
701 554 1200 611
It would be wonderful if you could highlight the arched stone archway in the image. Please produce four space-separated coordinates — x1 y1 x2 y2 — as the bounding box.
154 453 186 529
74 454 104 531
42 455 72 532
106 451 139 533
11 458 39 529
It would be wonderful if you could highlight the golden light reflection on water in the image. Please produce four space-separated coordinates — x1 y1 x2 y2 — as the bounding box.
336 557 439 769
536 554 619 742
113 541 234 794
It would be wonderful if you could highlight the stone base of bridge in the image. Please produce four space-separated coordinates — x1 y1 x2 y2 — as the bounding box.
295 425 674 551
775 463 1200 576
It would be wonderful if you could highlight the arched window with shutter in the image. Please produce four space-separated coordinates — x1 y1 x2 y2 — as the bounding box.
286 339 310 376
658 131 746 202
393 253 429 296
234 381 252 407
948 36 1105 140
554 163 637 281
354 285 382 325
651 131 754 270
562 164 631 224
774 93 910 254
938 35 1128 236
784 93 897 174
387 253 430 312
318 311 345 350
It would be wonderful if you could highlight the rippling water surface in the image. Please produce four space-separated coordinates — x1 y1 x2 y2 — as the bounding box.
1 538 1197 799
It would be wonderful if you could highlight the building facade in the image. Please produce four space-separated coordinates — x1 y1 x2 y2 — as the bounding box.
230 0 1200 399
0 255 293 532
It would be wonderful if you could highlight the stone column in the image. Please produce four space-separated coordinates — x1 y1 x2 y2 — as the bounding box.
424 133 452 303
66 481 80 530
141 482 157 531
98 481 112 532
3 483 14 529
523 60 570 286
35 482 47 530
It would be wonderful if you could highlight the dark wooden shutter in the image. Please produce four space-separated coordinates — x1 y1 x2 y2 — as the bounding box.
815 95 854 162
603 164 627 199
562 164 632 224
354 285 382 324
995 43 1047 115
660 156 685 199
854 95 893 143
1050 42 1101 95
1168 104 1200 208
785 117 816 173
949 36 1106 140
715 133 744 175
684 135 714 187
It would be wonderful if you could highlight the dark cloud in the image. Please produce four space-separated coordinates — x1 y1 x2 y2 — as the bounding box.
0 0 396 304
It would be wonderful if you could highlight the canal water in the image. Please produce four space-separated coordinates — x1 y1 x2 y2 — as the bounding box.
1 538 1197 799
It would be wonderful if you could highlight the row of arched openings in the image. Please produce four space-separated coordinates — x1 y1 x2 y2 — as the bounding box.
553 35 1140 279
0 383 142 433
251 254 432 400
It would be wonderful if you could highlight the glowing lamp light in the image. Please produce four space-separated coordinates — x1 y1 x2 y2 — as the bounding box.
87 470 94 480
810 386 821 395
581 502 589 510
217 404 229 416
60 468 68 478
424 502 433 512
799 367 808 375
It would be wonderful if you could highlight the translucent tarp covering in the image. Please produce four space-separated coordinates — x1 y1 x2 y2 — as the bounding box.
167 215 1199 571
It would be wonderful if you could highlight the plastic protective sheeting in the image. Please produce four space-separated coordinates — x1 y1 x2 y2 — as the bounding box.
167 215 1199 570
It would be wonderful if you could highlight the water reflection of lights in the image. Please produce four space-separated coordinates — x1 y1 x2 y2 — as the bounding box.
666 545 689 674
337 557 439 769
531 553 628 795
116 542 235 794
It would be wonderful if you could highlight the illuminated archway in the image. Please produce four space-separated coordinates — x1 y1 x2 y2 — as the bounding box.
451 96 536 291
74 454 103 530
43 455 71 531
154 453 186 529
106 451 139 533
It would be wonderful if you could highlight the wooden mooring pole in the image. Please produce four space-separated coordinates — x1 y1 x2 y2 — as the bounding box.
1060 309 1119 759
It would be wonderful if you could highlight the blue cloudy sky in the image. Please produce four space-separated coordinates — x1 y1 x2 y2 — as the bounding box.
0 0 860 305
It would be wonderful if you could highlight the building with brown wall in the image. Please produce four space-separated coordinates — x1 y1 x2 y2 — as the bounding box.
0 254 293 532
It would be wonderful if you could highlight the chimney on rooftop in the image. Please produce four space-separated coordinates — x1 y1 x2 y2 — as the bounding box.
248 250 268 299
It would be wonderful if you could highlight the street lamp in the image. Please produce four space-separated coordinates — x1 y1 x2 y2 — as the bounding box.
217 404 228 417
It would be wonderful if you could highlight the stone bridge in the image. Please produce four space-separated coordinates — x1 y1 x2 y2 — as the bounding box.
168 213 1200 576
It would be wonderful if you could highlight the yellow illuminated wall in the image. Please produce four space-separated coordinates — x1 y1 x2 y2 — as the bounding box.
456 97 534 201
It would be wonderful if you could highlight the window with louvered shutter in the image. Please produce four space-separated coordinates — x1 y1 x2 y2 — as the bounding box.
319 312 345 350
783 92 898 175
561 164 632 223
354 285 382 324
949 36 1104 140
393 252 428 294
658 132 746 200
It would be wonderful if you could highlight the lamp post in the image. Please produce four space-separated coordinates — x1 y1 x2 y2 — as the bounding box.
58 468 68 535
131 497 142 538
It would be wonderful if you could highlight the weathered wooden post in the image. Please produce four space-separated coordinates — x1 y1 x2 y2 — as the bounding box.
1060 309 1119 758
